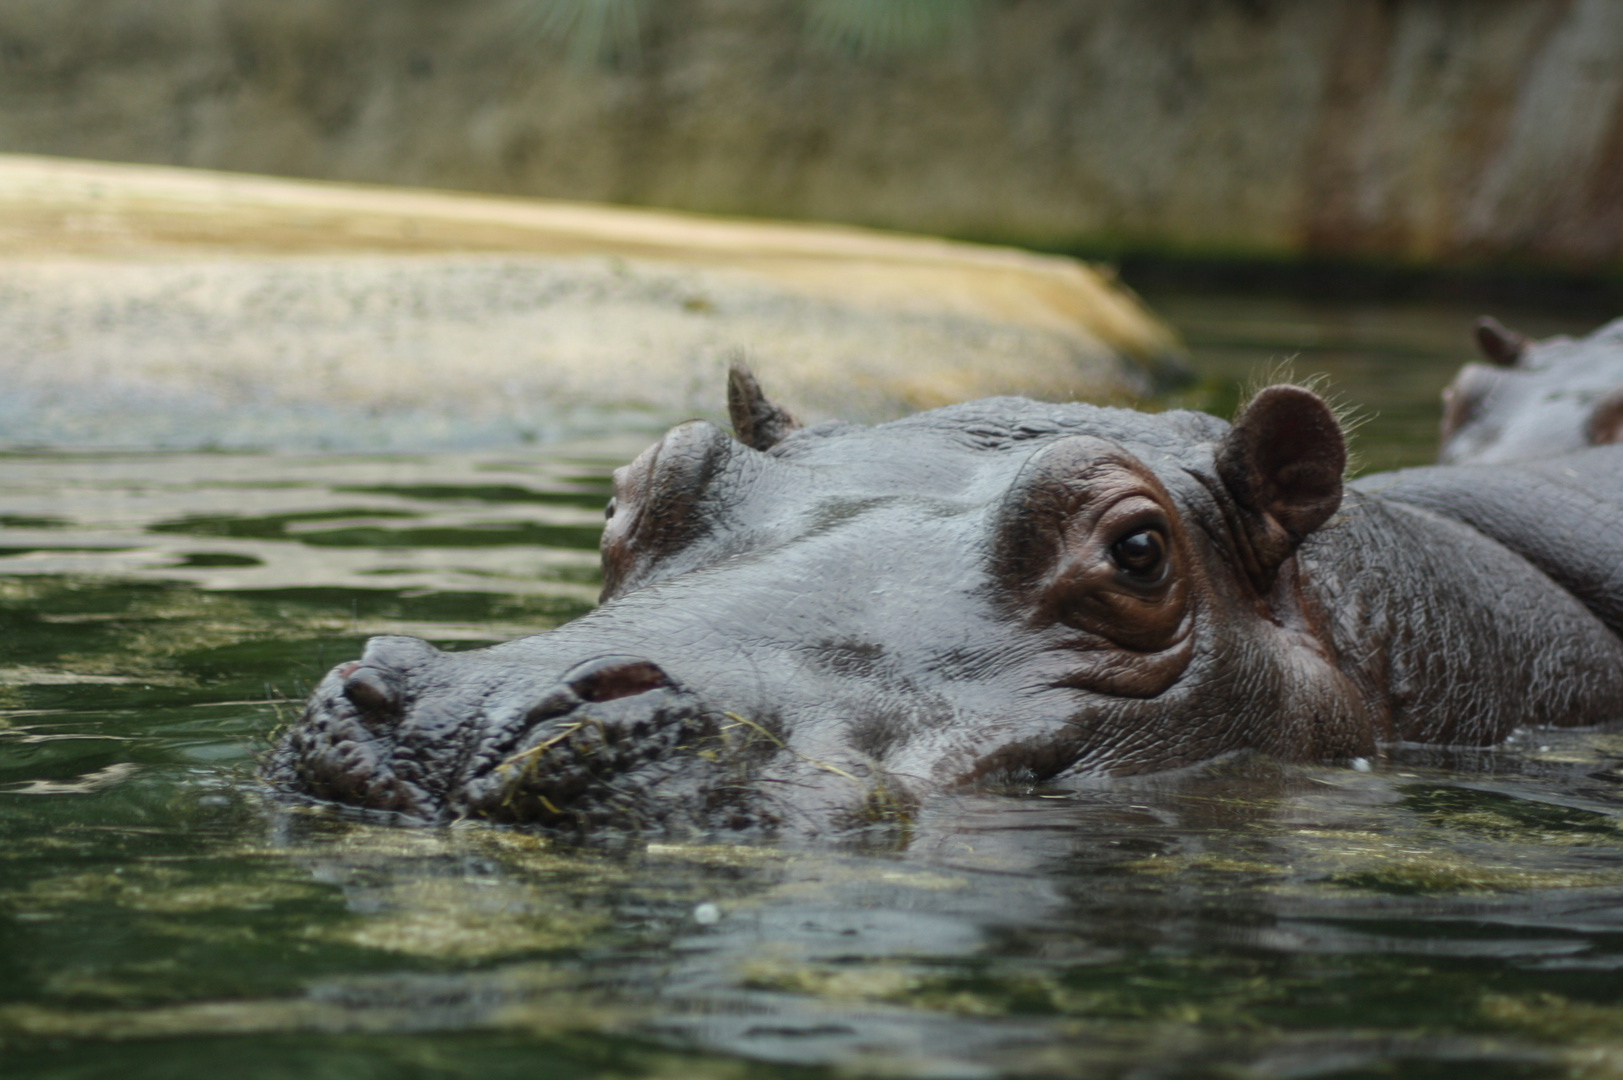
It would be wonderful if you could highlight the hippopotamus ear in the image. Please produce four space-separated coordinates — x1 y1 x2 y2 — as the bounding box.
1474 316 1530 367
727 362 801 451
1216 385 1346 588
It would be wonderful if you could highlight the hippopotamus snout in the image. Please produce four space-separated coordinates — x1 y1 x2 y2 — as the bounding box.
454 653 724 829
272 636 749 829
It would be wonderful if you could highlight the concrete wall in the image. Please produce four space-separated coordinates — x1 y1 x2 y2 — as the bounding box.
0 0 1619 270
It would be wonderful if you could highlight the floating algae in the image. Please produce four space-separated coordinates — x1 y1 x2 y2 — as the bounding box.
1481 992 1623 1045
3 865 324 915
316 877 612 961
1326 856 1623 895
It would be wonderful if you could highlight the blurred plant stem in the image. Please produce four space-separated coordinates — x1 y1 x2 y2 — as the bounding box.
529 0 647 65
807 0 988 57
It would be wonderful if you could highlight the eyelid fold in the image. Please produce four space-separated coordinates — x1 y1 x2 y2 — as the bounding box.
991 435 1135 587
991 436 1192 658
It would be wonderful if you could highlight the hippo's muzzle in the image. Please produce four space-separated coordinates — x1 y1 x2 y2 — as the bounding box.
268 636 767 831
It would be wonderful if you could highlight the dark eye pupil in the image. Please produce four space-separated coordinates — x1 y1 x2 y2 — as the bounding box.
1111 529 1165 574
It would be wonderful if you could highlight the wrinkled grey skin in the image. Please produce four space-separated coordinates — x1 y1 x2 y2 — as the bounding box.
1439 316 1623 464
267 372 1623 835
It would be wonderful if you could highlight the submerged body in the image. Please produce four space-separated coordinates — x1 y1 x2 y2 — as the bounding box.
268 373 1623 833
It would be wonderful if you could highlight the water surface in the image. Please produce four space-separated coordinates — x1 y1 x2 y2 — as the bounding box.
3 295 1622 1080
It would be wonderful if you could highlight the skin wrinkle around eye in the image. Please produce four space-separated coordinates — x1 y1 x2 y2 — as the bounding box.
990 439 1200 704
1043 496 1190 650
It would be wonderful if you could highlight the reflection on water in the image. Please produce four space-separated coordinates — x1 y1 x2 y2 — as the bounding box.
2 294 1622 1079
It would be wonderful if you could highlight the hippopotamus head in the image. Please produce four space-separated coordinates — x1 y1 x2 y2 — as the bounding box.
1439 316 1623 464
268 367 1365 834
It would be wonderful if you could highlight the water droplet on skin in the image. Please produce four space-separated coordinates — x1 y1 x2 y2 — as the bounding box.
1350 758 1371 772
693 902 721 925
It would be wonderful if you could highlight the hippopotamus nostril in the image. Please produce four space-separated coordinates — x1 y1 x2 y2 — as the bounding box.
342 667 401 718
563 655 673 703
334 635 444 724
522 685 583 726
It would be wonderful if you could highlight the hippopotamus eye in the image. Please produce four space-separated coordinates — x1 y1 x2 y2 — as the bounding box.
1110 528 1166 578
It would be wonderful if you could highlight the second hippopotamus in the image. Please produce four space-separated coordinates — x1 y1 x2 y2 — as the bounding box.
267 368 1623 834
1440 316 1623 464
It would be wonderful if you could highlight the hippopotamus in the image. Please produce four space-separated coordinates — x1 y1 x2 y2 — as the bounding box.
267 366 1623 834
1439 316 1623 464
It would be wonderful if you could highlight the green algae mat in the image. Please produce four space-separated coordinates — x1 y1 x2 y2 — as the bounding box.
4 295 1623 1080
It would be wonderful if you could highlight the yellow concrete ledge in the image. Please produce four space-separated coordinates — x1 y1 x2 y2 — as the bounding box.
0 155 1183 449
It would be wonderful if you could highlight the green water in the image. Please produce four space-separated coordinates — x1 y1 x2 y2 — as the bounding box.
4 296 1623 1080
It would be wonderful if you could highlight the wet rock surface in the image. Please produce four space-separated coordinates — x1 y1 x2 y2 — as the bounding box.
0 155 1178 451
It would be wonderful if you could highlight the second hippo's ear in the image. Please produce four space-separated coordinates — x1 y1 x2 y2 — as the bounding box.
1216 385 1346 589
727 362 801 451
1474 316 1530 367
1588 387 1623 447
